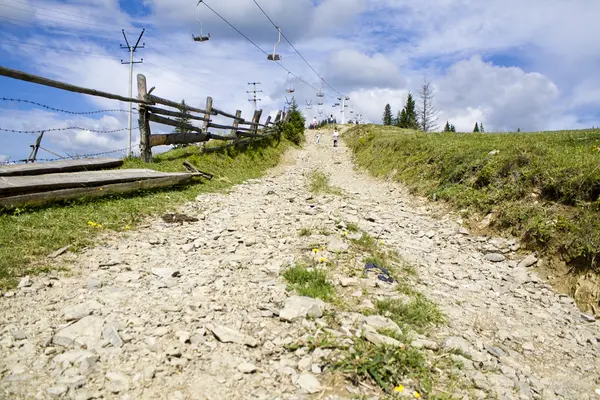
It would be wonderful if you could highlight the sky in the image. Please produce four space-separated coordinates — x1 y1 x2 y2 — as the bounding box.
1 0 599 163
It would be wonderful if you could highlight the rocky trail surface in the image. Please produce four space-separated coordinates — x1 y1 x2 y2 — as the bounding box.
1 130 599 400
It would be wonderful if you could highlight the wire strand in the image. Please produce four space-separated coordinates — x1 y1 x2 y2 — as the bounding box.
251 0 344 96
0 127 138 135
201 1 333 97
0 98 137 115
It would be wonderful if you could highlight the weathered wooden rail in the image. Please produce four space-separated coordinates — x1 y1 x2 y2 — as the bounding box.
136 74 286 162
0 66 289 164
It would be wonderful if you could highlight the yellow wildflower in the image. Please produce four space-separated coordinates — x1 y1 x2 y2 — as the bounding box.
312 248 319 253
414 392 421 398
393 385 404 393
99 187 103 191
319 257 327 263
125 225 131 230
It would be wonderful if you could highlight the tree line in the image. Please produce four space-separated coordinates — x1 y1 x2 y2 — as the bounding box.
383 78 489 133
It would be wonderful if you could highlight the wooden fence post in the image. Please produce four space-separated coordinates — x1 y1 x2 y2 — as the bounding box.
137 74 152 163
274 110 282 123
231 110 241 141
201 96 213 148
252 109 263 135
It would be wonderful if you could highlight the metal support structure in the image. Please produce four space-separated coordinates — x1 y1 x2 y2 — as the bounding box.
337 95 350 124
121 29 145 157
246 82 262 111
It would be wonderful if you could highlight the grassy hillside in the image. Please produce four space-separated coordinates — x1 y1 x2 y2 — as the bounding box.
0 136 288 290
345 125 600 279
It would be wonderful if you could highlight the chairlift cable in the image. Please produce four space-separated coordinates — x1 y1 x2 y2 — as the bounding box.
200 1 332 97
251 0 344 97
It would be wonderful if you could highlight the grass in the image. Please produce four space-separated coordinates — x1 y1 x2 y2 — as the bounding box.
345 124 600 276
0 136 288 289
307 169 343 196
298 227 312 237
376 296 445 332
282 264 335 301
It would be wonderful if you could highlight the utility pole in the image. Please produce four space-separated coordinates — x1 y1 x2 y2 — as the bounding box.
337 95 350 124
246 82 262 111
121 28 145 157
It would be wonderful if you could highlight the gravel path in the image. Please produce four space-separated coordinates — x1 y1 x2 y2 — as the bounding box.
1 131 599 400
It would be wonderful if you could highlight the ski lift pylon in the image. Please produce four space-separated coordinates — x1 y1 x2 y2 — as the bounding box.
286 72 295 93
193 0 210 42
267 27 281 61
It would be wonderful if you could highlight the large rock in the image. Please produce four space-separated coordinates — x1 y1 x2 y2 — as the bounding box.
53 316 104 349
279 296 325 322
297 373 321 394
206 324 258 347
327 240 349 253
362 315 402 334
518 254 537 268
364 329 403 347
484 253 505 263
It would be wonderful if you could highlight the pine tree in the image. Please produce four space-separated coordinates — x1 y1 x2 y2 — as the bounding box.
451 124 456 132
282 97 306 145
397 93 418 129
394 110 405 127
382 104 393 126
443 121 451 132
480 123 485 133
517 128 521 132
173 99 192 148
473 122 480 132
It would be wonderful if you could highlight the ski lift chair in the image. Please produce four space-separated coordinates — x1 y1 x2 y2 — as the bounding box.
267 27 281 61
193 1 210 42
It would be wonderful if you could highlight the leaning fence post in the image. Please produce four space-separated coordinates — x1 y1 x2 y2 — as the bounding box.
274 110 282 123
252 109 263 135
137 74 152 163
231 110 241 141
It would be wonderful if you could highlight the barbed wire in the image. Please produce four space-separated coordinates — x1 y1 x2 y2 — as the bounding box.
0 147 132 165
0 126 138 135
0 97 138 115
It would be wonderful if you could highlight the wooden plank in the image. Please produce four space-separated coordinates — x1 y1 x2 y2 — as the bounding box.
149 132 208 147
149 95 216 115
0 175 196 209
148 114 204 133
0 169 193 196
147 106 210 122
0 158 124 177
0 66 148 105
212 107 244 121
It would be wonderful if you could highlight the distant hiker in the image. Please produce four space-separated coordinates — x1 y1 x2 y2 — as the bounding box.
315 130 321 144
332 127 339 147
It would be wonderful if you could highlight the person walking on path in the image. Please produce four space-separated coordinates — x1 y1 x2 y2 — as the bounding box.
332 127 339 148
315 130 321 144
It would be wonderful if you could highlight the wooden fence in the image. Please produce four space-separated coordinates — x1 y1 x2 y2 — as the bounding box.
0 66 289 163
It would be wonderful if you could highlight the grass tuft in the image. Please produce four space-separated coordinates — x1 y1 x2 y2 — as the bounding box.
298 227 312 237
376 296 445 332
307 169 343 195
282 264 335 301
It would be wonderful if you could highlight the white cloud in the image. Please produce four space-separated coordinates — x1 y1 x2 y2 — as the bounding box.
0 154 8 163
324 49 404 90
436 55 560 131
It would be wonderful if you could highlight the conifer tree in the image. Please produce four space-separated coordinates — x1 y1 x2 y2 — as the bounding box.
382 104 393 126
417 78 439 132
480 122 485 133
443 121 451 132
473 122 480 132
173 99 192 148
451 124 456 132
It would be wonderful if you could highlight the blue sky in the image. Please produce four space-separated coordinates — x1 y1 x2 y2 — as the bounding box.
1 0 600 163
